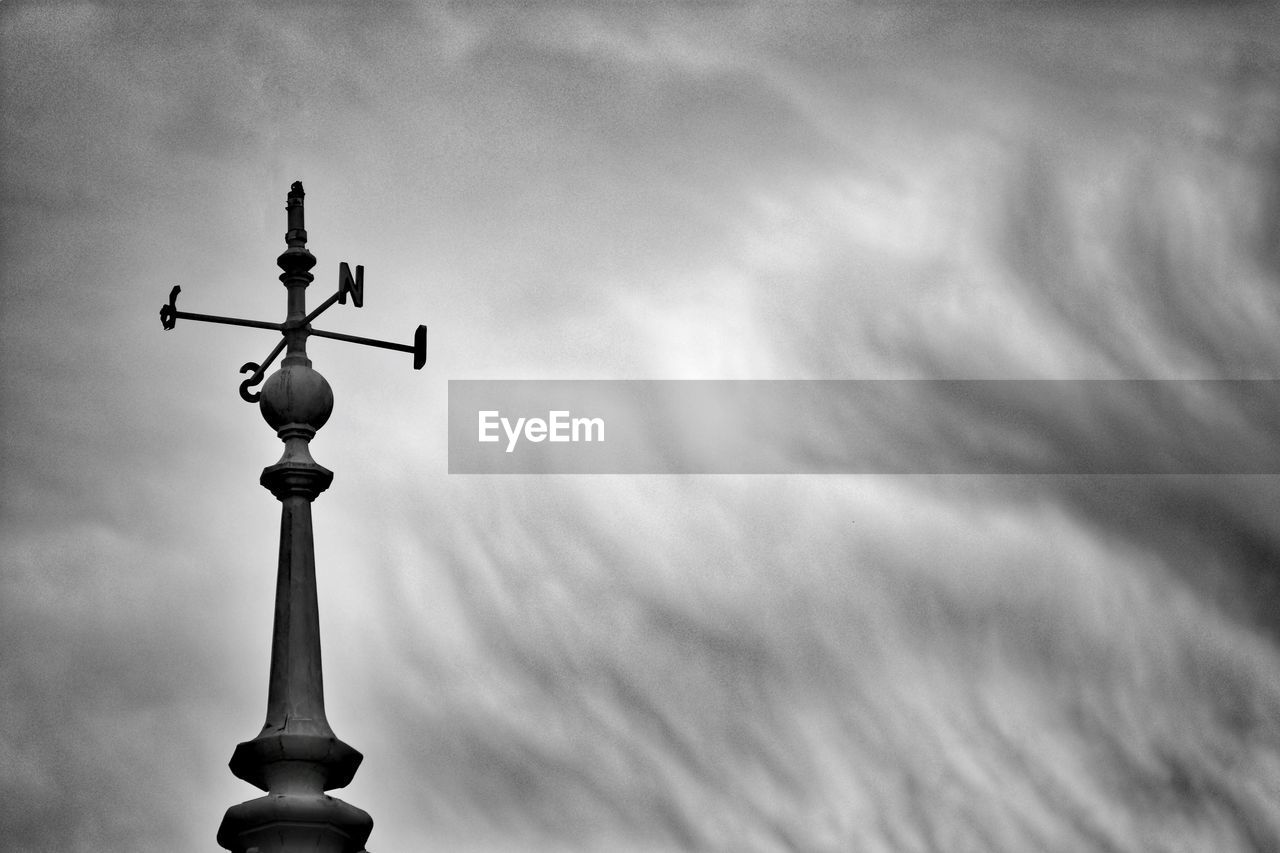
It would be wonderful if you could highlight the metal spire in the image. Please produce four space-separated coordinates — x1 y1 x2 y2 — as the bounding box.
160 182 426 852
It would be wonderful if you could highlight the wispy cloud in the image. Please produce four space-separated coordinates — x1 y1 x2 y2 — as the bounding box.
3 4 1280 852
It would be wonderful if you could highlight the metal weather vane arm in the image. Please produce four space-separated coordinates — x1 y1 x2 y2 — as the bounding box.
301 262 362 325
310 323 427 362
159 286 284 333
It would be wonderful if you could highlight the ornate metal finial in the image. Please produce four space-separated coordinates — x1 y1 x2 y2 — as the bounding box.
159 183 427 853
285 181 308 248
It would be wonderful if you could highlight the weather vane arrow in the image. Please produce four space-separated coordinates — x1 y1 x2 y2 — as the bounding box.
159 181 427 403
160 181 423 853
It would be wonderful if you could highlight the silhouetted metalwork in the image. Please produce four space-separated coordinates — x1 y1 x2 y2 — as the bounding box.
161 182 423 853
158 185 427 402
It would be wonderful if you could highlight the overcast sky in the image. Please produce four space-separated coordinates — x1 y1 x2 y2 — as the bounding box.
4 2 1280 852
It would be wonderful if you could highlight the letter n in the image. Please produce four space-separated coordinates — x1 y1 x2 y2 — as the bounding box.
339 262 364 307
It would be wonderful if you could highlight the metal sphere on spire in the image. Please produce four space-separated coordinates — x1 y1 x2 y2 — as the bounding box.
259 364 334 434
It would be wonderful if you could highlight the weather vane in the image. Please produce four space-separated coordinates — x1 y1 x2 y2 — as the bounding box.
160 182 426 401
160 182 422 853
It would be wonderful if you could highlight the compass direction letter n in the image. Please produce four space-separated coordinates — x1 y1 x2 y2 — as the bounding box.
338 262 364 308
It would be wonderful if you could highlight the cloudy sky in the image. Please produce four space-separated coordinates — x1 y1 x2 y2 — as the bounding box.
4 2 1280 851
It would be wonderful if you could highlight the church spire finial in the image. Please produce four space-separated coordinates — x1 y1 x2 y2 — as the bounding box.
158 183 430 852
